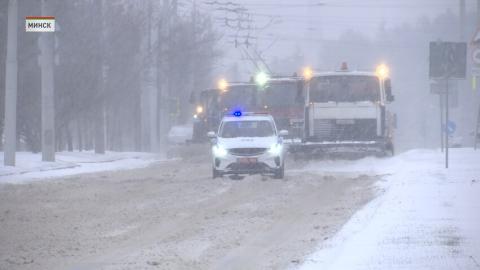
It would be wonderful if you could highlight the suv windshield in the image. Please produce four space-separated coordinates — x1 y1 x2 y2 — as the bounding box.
220 120 275 138
310 75 380 102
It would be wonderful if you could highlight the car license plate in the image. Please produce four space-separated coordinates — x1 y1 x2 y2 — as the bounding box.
336 119 355 125
237 157 257 164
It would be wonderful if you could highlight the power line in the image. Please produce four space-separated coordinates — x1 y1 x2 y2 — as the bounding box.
236 2 325 8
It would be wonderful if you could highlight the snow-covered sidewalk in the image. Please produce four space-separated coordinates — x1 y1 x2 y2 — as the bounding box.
298 148 480 270
0 151 165 184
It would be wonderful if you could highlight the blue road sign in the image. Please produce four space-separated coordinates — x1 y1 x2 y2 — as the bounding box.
446 121 456 136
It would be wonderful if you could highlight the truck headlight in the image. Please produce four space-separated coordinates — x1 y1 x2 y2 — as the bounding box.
212 145 227 158
268 143 283 156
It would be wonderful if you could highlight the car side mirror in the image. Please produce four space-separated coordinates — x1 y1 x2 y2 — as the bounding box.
207 131 217 144
385 79 394 103
279 130 289 137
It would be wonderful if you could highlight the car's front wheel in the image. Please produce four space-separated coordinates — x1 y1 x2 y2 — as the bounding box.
273 163 285 179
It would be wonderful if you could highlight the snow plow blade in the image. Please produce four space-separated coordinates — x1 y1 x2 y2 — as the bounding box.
289 140 394 157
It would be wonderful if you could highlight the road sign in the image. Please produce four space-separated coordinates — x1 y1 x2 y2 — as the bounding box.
473 67 480 76
473 48 480 65
446 120 456 136
471 28 480 45
429 42 467 79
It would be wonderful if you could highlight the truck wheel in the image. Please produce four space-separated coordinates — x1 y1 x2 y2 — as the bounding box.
389 146 395 156
212 168 221 179
274 163 285 179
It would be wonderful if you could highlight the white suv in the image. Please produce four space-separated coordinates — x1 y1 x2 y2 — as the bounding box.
208 112 288 179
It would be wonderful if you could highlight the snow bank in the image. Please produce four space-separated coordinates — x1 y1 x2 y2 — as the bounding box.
298 148 480 270
0 151 165 184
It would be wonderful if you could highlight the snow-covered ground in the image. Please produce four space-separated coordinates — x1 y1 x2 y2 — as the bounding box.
0 147 376 270
1 147 478 269
0 151 165 184
298 148 480 270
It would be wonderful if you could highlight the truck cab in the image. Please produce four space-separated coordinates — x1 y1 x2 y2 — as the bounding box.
192 82 259 142
217 82 259 115
257 76 305 141
192 89 218 142
299 63 395 155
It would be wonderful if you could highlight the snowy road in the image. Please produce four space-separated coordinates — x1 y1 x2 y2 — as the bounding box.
0 146 377 270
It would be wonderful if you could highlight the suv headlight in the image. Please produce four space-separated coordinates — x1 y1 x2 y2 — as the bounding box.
268 143 283 156
212 145 227 158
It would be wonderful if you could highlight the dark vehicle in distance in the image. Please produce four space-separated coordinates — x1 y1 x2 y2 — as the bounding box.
192 82 258 142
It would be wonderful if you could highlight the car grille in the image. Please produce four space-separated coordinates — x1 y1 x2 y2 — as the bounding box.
228 148 267 156
227 162 268 172
313 119 377 141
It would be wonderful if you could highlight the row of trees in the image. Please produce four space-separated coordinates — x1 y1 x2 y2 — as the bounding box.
1 0 221 156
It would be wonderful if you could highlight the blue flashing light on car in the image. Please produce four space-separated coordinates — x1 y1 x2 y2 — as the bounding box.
233 111 242 117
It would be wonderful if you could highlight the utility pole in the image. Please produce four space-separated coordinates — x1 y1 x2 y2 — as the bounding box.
440 92 444 152
158 0 177 146
191 0 197 122
476 0 480 150
147 0 158 152
478 0 480 27
457 0 467 150
140 1 150 151
3 0 18 166
475 105 480 150
159 0 167 148
40 0 55 162
445 79 450 168
460 0 466 40
94 0 106 154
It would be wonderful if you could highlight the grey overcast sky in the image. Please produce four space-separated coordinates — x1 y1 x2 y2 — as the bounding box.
192 0 476 79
